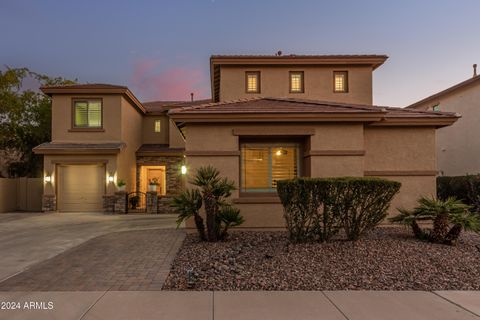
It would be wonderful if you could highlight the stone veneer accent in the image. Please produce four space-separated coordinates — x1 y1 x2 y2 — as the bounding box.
103 195 115 213
42 194 56 212
114 191 127 213
136 155 185 214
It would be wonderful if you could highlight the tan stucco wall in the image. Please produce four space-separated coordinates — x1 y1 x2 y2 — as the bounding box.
142 115 169 145
168 119 185 148
219 66 373 105
51 94 123 142
117 97 143 192
184 122 439 228
364 127 436 172
410 83 480 176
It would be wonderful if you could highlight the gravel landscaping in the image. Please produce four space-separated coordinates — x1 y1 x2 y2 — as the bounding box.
163 227 480 291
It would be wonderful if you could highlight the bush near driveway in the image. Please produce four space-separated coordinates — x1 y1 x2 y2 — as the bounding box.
277 177 401 242
437 175 480 213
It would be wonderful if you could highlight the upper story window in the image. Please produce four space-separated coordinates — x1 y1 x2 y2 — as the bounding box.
73 99 102 128
240 142 300 193
245 71 260 93
289 71 304 93
334 71 348 93
154 119 161 132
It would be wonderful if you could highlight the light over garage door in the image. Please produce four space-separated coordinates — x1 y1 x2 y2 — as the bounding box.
57 164 105 212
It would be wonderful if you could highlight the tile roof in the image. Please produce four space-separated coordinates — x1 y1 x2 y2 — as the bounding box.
168 97 459 127
142 99 212 114
407 75 480 109
136 144 185 153
33 142 125 154
40 83 128 90
211 54 388 59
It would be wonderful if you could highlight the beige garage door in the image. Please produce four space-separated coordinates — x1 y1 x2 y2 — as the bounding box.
57 164 105 212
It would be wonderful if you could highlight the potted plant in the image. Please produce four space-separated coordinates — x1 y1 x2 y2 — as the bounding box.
148 178 159 192
117 179 126 191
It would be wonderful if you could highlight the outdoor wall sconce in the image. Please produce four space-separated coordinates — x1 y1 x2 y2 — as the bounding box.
108 175 115 183
181 165 187 175
44 175 51 183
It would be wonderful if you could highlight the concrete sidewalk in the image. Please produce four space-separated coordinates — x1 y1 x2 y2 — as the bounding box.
0 291 478 320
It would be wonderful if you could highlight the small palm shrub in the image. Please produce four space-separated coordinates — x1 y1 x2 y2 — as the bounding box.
277 177 401 242
172 166 244 241
390 196 480 245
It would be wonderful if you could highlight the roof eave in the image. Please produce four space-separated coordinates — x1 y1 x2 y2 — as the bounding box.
368 116 460 128
40 87 146 114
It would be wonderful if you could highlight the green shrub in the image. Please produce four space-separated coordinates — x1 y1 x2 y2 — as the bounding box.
437 175 480 213
390 196 480 245
172 166 244 242
277 177 401 242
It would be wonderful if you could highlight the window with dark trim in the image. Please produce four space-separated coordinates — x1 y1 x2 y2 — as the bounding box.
245 71 260 93
289 71 304 93
154 119 161 132
73 99 102 128
334 71 348 93
240 142 300 193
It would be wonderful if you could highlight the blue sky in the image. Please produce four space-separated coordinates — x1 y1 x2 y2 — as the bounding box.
1 0 478 106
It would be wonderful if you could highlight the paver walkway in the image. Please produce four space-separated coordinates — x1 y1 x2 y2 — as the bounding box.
0 229 185 291
0 212 179 282
0 291 478 320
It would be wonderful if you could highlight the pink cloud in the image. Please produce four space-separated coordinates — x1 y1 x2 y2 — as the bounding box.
130 59 210 102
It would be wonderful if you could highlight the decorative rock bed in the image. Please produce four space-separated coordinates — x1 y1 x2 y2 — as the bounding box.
163 227 480 291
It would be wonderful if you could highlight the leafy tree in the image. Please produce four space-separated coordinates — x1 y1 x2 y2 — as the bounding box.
172 166 244 241
0 67 75 177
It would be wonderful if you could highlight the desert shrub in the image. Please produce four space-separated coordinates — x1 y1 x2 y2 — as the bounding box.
277 177 401 242
437 175 480 213
172 166 244 242
329 178 401 241
390 196 480 245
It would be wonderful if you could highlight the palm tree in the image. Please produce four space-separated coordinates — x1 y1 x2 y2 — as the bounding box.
173 166 240 242
391 196 478 245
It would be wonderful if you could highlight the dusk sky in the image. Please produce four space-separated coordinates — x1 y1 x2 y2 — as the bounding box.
1 0 479 106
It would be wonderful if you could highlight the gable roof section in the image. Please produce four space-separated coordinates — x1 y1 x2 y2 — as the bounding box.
143 99 212 114
407 75 480 109
168 97 459 127
210 54 389 102
40 83 146 114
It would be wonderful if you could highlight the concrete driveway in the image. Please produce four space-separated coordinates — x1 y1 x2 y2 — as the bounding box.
0 212 179 282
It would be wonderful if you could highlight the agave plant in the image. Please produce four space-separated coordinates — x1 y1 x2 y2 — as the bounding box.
172 166 243 242
390 196 479 245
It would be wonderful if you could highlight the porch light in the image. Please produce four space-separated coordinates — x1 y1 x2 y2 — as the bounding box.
181 165 187 175
108 175 115 183
44 175 51 183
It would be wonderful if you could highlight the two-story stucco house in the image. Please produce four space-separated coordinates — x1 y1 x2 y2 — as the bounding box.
34 54 459 228
407 65 479 176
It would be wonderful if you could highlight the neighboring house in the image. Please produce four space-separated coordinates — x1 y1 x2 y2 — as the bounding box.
34 54 458 229
407 66 479 176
